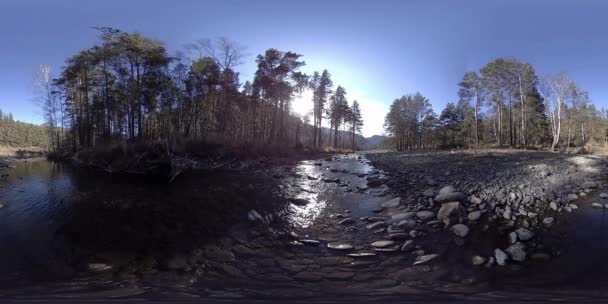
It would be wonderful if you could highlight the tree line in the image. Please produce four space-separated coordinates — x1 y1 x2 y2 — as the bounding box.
0 110 48 148
34 28 364 154
385 57 608 151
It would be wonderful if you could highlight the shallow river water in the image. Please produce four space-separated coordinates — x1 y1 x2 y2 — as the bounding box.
1 156 608 301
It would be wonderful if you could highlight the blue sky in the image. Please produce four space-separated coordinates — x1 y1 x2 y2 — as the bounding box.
1 0 608 136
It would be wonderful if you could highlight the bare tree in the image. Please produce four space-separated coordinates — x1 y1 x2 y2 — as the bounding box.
541 73 573 152
33 64 60 151
185 37 245 70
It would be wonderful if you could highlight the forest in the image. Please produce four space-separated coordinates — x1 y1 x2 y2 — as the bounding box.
0 111 48 148
33 28 363 156
384 58 608 151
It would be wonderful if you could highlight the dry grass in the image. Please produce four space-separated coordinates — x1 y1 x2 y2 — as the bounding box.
0 145 46 157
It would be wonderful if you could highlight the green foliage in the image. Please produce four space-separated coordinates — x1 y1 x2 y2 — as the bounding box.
0 111 48 148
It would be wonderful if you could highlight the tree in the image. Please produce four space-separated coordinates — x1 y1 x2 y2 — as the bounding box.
33 64 61 150
349 100 363 151
540 72 573 151
327 86 348 148
458 71 483 147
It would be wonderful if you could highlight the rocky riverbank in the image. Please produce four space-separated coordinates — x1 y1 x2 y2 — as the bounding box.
365 150 608 266
4 151 608 299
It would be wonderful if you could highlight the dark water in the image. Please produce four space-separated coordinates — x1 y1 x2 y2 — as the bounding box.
0 160 279 292
2 158 608 302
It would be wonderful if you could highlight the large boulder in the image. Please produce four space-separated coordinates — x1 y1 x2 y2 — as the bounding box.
435 186 466 203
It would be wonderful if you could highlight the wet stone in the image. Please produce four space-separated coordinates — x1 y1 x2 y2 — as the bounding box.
300 239 321 246
413 254 438 265
327 242 353 250
348 252 377 258
382 197 401 208
338 218 357 225
371 240 396 248
416 211 435 220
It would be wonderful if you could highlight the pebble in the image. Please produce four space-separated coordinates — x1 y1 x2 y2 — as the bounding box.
366 221 387 230
600 193 608 199
495 248 508 265
416 211 435 220
515 228 534 241
391 212 415 221
472 255 486 266
327 242 354 250
413 254 438 265
300 239 321 246
371 240 395 248
348 252 377 258
505 242 527 261
401 240 414 252
592 202 604 208
468 211 481 221
542 217 554 226
437 202 460 223
289 198 310 206
382 198 401 208
338 218 357 225
451 224 470 237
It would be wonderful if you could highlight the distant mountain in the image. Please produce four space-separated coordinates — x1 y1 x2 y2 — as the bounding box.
305 127 388 150
355 134 390 150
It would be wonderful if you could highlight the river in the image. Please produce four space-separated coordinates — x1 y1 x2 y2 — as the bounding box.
1 156 608 301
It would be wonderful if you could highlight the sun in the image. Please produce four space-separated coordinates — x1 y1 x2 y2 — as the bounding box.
291 89 314 117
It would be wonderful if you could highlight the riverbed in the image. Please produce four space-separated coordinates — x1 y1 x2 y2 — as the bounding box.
1 154 608 301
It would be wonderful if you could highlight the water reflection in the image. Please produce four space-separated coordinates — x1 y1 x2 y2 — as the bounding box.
283 155 382 229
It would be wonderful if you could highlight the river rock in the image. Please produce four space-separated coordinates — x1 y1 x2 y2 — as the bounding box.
549 201 558 211
413 254 438 265
471 255 486 266
368 179 386 187
401 240 414 252
388 233 409 240
391 212 415 222
468 211 481 221
374 246 400 252
348 252 377 258
567 193 579 201
470 195 482 205
382 197 401 208
366 221 387 230
542 217 554 226
300 239 321 246
416 211 435 220
592 202 604 208
396 219 416 229
435 192 466 203
88 263 113 272
247 210 264 223
327 242 353 250
371 240 395 248
438 185 456 196
515 228 534 241
368 216 388 222
423 188 436 197
437 202 460 223
509 231 518 244
600 193 608 199
451 224 469 237
505 242 526 261
338 218 356 225
495 248 508 265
